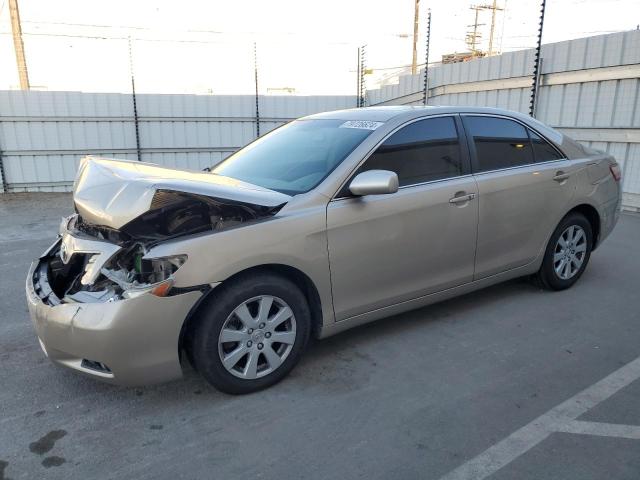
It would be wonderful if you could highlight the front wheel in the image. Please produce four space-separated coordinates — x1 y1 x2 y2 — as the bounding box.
189 272 311 394
534 212 593 291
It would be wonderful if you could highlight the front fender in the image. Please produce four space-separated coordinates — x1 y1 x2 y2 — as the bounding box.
145 207 335 327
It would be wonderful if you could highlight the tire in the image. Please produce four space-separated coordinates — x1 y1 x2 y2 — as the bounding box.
188 272 311 394
534 212 593 291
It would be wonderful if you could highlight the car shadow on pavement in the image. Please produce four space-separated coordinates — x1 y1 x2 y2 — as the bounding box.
33 277 539 405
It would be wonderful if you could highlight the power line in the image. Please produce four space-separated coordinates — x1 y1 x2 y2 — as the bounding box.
23 20 151 30
347 61 430 74
0 30 254 44
369 62 428 71
0 29 395 50
0 29 372 47
21 19 415 41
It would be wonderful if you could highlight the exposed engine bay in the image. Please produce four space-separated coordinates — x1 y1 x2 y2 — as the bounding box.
34 189 284 306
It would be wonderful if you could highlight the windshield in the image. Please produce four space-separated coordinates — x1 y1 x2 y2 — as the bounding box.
212 119 376 195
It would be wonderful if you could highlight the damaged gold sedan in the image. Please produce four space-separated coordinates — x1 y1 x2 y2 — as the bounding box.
27 155 295 391
26 106 621 393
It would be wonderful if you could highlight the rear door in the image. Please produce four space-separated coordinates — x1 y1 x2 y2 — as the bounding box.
326 115 478 321
462 114 576 279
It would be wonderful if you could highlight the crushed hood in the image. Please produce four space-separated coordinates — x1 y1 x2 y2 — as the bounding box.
73 156 291 229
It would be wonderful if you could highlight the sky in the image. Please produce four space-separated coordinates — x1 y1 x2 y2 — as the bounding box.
0 0 639 95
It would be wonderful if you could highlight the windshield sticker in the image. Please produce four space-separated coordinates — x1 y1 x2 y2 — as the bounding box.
339 120 384 130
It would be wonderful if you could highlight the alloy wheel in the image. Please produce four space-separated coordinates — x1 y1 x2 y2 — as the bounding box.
217 295 297 380
553 225 587 280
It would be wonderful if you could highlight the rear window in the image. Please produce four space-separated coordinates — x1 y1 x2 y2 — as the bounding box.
464 116 534 172
529 130 564 163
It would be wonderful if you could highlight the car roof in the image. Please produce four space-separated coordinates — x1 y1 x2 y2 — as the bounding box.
302 105 563 144
303 106 424 121
304 105 526 122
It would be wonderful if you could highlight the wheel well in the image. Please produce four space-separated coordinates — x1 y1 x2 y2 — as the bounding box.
178 264 324 362
568 204 601 249
251 264 324 339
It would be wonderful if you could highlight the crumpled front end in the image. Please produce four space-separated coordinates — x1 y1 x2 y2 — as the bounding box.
27 255 202 385
26 156 289 385
25 204 224 385
26 220 207 385
40 214 197 305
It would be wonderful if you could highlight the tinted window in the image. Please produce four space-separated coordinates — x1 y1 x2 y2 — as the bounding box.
465 116 534 172
529 129 564 162
357 116 462 187
213 119 373 195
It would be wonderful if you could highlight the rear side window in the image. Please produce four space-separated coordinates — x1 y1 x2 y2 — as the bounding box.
357 116 462 187
529 130 564 162
465 116 534 172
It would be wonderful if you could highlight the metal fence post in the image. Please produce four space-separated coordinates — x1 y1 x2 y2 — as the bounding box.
529 0 546 117
128 37 142 161
0 148 7 193
359 45 367 107
356 47 361 107
422 9 432 106
254 41 260 138
532 58 543 117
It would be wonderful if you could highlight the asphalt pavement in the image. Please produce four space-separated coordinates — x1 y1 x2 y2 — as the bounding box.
1 193 639 480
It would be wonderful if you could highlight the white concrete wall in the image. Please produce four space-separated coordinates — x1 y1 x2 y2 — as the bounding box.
1 30 639 210
0 92 355 192
367 30 640 211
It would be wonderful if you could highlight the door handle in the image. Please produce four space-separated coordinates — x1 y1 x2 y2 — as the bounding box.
553 171 570 182
449 192 476 204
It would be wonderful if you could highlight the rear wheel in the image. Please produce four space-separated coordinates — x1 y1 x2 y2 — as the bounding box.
189 272 310 394
534 212 593 290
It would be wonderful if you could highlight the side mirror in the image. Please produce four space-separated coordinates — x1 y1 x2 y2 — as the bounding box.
349 170 399 196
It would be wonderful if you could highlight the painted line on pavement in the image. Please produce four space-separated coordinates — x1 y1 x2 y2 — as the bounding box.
438 355 640 480
556 420 640 440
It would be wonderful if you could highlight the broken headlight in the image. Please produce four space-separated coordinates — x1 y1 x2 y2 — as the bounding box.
101 254 187 299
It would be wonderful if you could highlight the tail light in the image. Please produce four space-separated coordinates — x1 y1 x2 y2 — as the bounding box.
610 163 622 182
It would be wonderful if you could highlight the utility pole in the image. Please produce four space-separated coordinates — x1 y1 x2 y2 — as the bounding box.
466 2 503 58
8 0 30 90
411 0 420 74
466 6 484 57
488 0 498 55
483 0 504 55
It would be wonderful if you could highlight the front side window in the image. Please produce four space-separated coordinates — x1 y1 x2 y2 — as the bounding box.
213 119 375 195
356 116 463 187
464 116 534 172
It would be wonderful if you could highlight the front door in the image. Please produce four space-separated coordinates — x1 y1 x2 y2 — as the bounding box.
326 115 479 321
